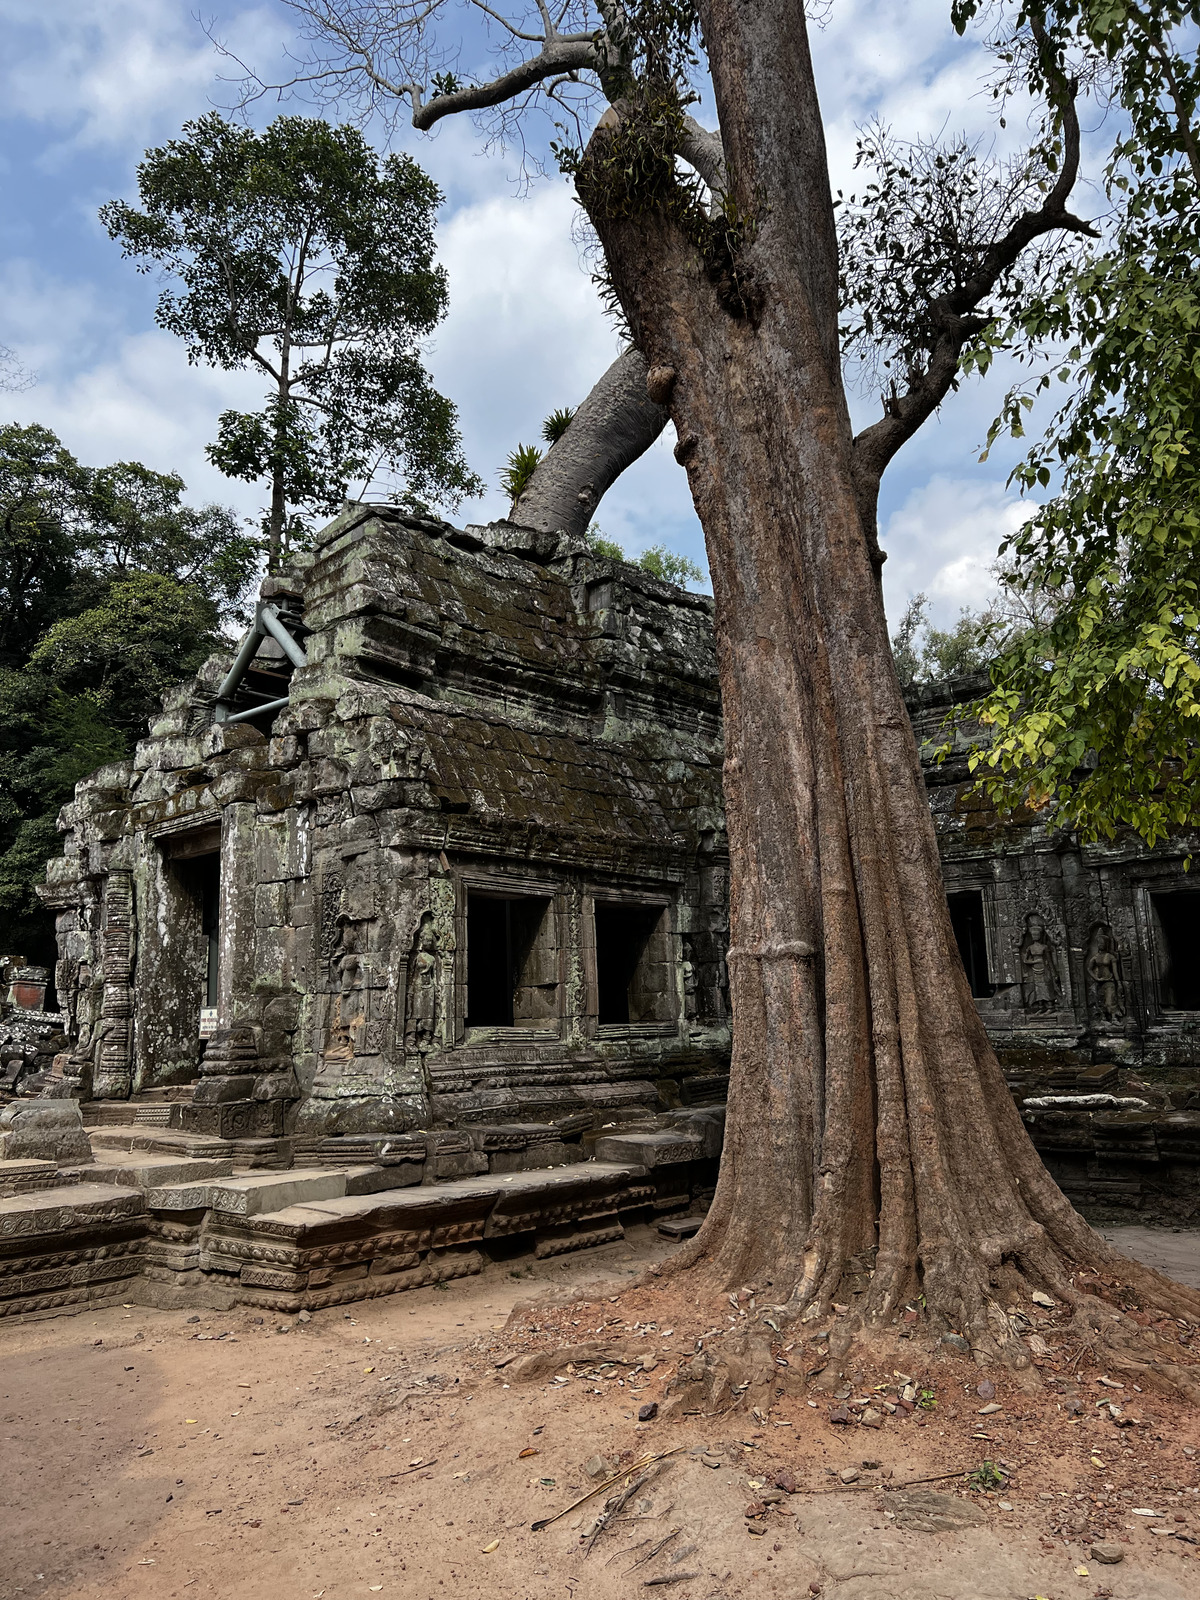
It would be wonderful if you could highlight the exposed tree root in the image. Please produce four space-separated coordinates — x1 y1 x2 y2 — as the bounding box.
641 1221 1200 1412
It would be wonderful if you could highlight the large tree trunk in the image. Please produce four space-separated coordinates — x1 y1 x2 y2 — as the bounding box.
581 0 1200 1377
511 346 668 537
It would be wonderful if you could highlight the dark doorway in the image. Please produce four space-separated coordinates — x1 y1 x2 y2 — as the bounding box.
199 855 220 1006
173 850 220 1008
594 903 671 1025
947 889 993 998
1152 892 1200 1009
466 893 557 1028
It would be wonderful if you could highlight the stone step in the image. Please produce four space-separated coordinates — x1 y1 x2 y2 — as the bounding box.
0 1158 62 1197
593 1129 704 1166
89 1126 234 1159
190 1160 655 1313
0 1181 148 1239
88 1154 235 1189
0 1155 669 1319
0 1182 149 1320
84 1102 173 1128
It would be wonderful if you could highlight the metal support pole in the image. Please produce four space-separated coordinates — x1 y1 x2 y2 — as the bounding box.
258 604 308 669
213 626 264 718
224 695 292 726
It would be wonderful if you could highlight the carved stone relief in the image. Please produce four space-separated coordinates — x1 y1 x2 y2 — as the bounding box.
1085 921 1126 1023
1019 911 1062 1015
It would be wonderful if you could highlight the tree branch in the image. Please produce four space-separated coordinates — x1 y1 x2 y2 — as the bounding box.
851 41 1097 513
678 115 727 194
1125 0 1200 190
412 36 600 128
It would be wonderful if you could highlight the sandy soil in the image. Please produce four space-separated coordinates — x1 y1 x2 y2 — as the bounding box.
1 1223 1198 1600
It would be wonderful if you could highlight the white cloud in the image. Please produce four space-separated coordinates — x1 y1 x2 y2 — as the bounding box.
0 1 283 153
881 474 1035 629
0 0 1067 597
0 261 264 515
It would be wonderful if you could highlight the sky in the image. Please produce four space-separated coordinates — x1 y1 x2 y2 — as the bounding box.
0 0 1080 628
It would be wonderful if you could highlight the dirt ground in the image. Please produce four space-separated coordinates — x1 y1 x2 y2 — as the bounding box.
2 1223 1199 1600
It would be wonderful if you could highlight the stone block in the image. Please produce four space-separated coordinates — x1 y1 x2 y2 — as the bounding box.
0 1102 92 1165
179 1100 283 1140
254 882 289 927
191 1076 259 1105
88 1157 234 1188
593 1131 702 1168
521 1141 574 1169
342 1164 424 1196
484 1161 651 1239
0 1159 58 1190
207 1170 348 1216
431 1151 489 1180
0 1182 147 1240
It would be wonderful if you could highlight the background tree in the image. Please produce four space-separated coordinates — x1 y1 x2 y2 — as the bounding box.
955 2 1200 848
236 0 1200 1374
102 113 480 568
0 425 257 969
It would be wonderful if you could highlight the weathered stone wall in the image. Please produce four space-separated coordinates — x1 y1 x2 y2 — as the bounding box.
910 675 1200 1075
38 514 1199 1157
40 510 731 1141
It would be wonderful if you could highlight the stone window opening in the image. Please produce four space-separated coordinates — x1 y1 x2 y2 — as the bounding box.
465 892 558 1029
947 889 993 999
1151 892 1200 1010
594 902 673 1026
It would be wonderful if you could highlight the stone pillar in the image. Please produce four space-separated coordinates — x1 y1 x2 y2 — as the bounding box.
93 870 135 1100
217 803 258 1027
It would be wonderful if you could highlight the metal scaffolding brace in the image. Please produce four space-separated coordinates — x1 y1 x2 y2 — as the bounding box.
212 602 307 724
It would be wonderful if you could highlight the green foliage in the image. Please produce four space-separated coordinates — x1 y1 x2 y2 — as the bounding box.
29 574 222 732
86 460 257 616
580 523 707 588
541 407 577 445
967 1459 1006 1491
500 443 544 502
584 521 628 561
102 113 481 564
891 593 1014 686
0 423 96 668
638 543 706 587
961 3 1200 845
0 423 257 963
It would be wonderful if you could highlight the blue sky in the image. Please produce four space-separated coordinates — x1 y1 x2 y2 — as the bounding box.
0 0 1076 627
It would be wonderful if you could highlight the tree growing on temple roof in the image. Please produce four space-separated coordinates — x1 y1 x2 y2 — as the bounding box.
242 0 1200 1382
102 113 481 569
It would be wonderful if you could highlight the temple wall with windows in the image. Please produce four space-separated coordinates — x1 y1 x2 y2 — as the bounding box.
910 676 1200 1075
39 508 731 1151
37 513 1200 1170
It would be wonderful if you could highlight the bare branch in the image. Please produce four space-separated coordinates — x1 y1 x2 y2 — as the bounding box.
678 115 727 193
851 63 1096 502
413 35 600 128
467 0 549 44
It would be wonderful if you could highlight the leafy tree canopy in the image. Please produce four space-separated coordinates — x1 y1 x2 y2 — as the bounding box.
953 2 1200 846
0 423 257 966
102 113 481 566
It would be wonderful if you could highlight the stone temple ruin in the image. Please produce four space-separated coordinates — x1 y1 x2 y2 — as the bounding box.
1 506 1198 1321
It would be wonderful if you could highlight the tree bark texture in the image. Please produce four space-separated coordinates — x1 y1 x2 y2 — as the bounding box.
511 346 669 537
582 0 1200 1372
